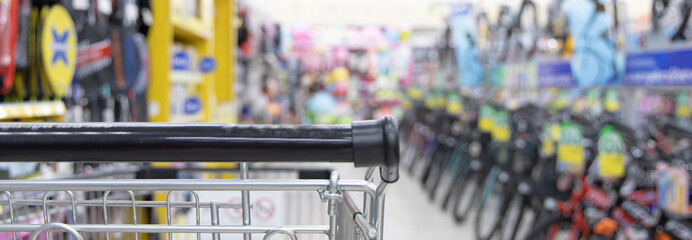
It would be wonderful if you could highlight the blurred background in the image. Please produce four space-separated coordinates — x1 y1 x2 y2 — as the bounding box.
2 0 692 239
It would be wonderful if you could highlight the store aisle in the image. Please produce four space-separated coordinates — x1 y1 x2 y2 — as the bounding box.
384 174 473 240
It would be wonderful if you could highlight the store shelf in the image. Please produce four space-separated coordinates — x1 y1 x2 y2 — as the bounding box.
0 101 66 121
170 71 203 85
170 114 204 123
172 17 211 41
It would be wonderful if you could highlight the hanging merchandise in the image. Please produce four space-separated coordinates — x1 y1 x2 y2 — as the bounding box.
543 0 571 56
7 0 27 100
657 163 690 216
75 0 114 122
110 0 144 121
41 4 77 98
136 0 151 36
0 0 18 95
565 0 623 87
449 3 482 87
502 0 539 62
652 0 692 43
130 32 149 121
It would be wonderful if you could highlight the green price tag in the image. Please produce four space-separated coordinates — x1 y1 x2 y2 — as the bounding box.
597 125 626 178
492 110 510 142
676 91 690 118
557 122 585 174
604 89 620 113
479 105 495 133
541 124 556 157
446 93 463 115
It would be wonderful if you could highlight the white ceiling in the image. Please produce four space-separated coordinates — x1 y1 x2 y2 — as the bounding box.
243 0 455 29
243 0 653 30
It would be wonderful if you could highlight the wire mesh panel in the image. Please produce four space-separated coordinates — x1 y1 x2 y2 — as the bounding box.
0 117 399 240
0 175 380 240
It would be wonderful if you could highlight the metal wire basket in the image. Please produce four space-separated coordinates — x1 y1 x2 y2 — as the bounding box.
0 116 399 240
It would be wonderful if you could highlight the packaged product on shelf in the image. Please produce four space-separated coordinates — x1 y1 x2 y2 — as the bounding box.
0 0 18 95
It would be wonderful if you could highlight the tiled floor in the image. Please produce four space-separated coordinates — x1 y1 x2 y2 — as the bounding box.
384 173 474 240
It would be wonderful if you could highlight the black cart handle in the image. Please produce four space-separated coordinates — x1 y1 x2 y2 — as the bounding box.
0 116 400 183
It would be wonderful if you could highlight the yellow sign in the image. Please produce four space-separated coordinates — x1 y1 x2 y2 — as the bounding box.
493 127 510 142
446 102 463 115
41 5 77 97
491 110 511 142
677 106 690 118
558 145 584 166
542 139 555 157
598 153 624 177
479 105 494 133
551 124 561 141
406 88 423 100
597 126 626 178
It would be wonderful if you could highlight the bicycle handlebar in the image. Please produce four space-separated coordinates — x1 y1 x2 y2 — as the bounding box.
0 116 400 183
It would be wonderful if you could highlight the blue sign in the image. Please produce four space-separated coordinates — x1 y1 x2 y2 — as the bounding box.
199 57 217 73
624 48 692 86
172 51 191 71
183 97 202 114
538 60 575 88
451 3 472 15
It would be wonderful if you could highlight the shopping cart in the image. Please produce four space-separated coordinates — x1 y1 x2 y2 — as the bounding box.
0 116 399 240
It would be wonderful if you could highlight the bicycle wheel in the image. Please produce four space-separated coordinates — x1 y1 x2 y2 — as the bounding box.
436 147 468 208
424 147 447 194
474 170 509 240
523 214 572 240
453 172 482 223
426 144 455 200
512 198 538 240
500 193 525 240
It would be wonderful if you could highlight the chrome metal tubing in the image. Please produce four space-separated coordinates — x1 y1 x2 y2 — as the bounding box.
0 199 242 209
343 192 377 239
327 171 340 240
0 179 378 199
240 162 252 240
374 183 388 240
210 201 220 240
0 224 330 234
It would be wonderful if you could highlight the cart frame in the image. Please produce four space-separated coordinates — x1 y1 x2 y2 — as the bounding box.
0 116 399 240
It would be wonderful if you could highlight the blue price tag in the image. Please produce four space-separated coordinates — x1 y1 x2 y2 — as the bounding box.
172 51 191 71
199 57 217 73
184 97 202 114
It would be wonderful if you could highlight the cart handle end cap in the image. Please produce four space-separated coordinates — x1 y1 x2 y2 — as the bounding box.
352 115 399 183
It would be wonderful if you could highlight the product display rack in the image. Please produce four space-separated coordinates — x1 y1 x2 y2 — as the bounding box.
148 0 236 123
0 100 65 122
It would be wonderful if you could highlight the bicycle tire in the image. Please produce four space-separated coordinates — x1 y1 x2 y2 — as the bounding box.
523 214 571 240
500 193 525 240
436 148 468 208
475 171 509 240
512 197 539 240
425 146 453 200
453 172 482 223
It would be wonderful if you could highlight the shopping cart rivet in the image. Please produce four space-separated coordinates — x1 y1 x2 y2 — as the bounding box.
367 229 377 239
